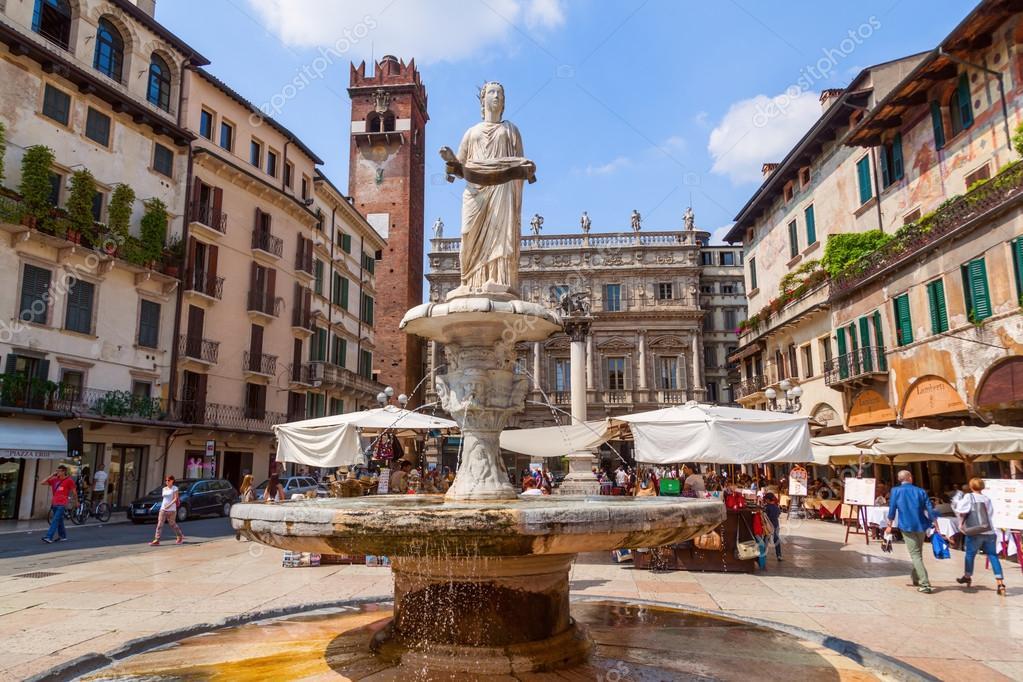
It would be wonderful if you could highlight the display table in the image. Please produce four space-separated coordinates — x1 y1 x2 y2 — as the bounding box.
631 508 758 574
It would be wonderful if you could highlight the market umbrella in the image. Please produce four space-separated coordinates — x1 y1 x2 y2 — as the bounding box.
613 402 812 464
499 419 619 458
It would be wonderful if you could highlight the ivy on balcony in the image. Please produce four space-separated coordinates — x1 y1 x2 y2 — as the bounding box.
738 259 827 335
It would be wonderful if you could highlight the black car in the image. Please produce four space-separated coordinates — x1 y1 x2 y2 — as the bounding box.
127 479 239 524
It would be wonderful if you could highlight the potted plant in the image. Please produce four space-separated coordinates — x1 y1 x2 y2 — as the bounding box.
18 145 55 229
162 234 184 278
65 168 98 245
141 198 170 269
106 183 135 253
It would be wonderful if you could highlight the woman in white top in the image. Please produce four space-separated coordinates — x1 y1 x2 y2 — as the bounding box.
953 478 1005 595
520 477 544 496
150 475 184 546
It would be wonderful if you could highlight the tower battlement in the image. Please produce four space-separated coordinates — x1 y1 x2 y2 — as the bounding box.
349 56 427 109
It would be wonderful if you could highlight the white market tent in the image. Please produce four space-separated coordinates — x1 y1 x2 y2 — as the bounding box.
273 405 458 468
810 425 1023 466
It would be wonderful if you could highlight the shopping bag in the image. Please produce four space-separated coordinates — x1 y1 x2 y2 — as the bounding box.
756 538 767 569
930 533 950 560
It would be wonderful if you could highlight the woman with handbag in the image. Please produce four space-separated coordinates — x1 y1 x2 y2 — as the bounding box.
953 478 1005 595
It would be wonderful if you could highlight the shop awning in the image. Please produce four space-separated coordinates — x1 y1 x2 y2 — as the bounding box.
0 419 67 459
500 420 618 458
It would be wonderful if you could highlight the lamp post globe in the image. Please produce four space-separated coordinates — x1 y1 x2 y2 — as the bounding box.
790 386 803 399
764 387 777 401
778 379 791 392
384 386 395 398
376 392 387 405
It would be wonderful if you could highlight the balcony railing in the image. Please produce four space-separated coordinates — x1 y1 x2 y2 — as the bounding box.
185 270 224 300
71 387 171 421
176 400 287 432
308 361 385 396
243 351 278 377
295 250 314 276
247 290 281 317
547 391 571 405
0 374 69 412
734 375 766 400
604 390 631 404
178 334 220 364
290 362 314 385
292 308 314 331
831 162 1023 299
188 201 227 234
431 230 703 253
824 346 888 386
657 389 688 405
251 230 284 258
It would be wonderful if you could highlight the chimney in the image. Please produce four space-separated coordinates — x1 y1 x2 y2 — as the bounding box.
820 88 844 111
761 163 779 179
126 0 156 16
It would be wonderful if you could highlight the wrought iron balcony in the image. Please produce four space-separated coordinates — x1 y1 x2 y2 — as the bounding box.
290 362 314 386
0 374 70 412
176 399 287 432
292 308 314 332
178 334 220 365
295 250 314 276
70 387 171 421
247 290 281 317
185 270 224 300
251 230 284 258
243 351 277 377
188 201 227 234
734 375 766 400
824 346 888 386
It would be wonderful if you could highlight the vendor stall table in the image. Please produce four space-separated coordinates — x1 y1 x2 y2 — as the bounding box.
631 508 758 573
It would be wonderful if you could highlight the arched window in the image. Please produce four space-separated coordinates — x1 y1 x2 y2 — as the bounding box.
93 18 124 82
148 54 171 111
382 113 396 132
32 0 72 50
366 112 382 133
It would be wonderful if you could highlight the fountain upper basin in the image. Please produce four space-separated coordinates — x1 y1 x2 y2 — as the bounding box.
231 495 725 557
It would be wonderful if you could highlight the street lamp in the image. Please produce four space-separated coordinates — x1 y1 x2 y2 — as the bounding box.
766 379 802 413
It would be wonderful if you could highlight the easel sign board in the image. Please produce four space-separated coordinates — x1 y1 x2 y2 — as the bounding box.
984 479 1023 531
844 478 876 507
789 467 808 496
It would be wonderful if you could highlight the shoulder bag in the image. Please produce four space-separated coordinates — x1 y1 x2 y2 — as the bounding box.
735 512 760 561
960 493 993 536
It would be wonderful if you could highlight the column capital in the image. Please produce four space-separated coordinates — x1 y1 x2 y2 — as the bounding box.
563 316 593 343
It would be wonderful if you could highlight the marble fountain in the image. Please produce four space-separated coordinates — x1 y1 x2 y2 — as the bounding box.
79 83 898 681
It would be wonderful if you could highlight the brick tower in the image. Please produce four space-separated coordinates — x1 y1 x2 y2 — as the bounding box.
348 55 427 402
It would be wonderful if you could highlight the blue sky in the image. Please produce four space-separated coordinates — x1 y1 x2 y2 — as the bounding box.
158 0 976 243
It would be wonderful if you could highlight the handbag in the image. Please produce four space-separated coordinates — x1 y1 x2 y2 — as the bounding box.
931 532 951 560
694 529 722 551
735 513 759 561
960 493 993 536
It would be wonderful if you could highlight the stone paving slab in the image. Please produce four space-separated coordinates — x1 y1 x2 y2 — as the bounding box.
0 520 1018 680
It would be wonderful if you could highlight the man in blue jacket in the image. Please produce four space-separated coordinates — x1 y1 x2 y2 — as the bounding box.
886 470 940 593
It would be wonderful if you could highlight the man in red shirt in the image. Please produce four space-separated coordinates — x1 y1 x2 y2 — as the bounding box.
42 465 77 543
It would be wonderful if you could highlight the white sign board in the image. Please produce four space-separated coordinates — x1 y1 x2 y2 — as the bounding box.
377 470 390 495
205 439 216 458
788 468 808 496
984 478 1023 531
843 477 876 507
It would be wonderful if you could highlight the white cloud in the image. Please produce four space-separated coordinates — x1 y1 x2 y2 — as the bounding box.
707 91 821 185
585 156 631 176
693 111 709 127
710 223 735 245
247 0 566 64
661 135 686 151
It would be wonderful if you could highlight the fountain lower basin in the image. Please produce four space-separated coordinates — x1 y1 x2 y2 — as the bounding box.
231 496 724 674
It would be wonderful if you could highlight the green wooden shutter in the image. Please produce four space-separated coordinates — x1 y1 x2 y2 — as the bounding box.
341 277 349 310
872 310 887 370
879 144 891 188
749 258 758 290
966 258 991 320
788 221 798 258
930 101 945 149
926 280 949 334
64 278 94 334
1012 238 1023 301
858 317 873 372
341 233 352 253
856 156 872 204
893 295 913 346
957 73 973 128
836 329 848 379
804 205 816 245
892 134 904 181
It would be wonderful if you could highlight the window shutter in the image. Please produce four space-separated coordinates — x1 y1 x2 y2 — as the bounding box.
65 278 94 334
342 233 352 253
930 101 945 149
879 144 890 188
804 206 816 245
138 300 160 348
892 133 904 181
957 73 973 128
341 277 349 309
267 269 276 305
212 187 223 226
185 237 196 282
788 221 798 258
856 157 872 204
37 359 50 381
250 324 263 357
928 280 948 334
191 177 203 220
858 317 873 372
208 244 219 279
4 354 16 375
967 258 991 320
256 384 266 420
1012 238 1023 300
835 330 847 379
21 265 51 324
894 295 913 346
254 207 264 235
872 309 886 371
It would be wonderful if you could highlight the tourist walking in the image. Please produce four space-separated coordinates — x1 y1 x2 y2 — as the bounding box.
264 473 286 502
41 465 77 543
150 475 184 546
886 470 940 593
953 478 1006 596
239 474 256 503
763 492 783 561
92 463 108 504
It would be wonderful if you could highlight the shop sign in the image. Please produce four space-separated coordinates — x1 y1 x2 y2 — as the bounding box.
205 440 216 458
901 376 966 419
788 466 808 496
847 389 896 427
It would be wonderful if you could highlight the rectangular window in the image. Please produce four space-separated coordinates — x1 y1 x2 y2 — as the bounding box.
219 121 234 151
332 273 349 309
249 139 262 167
358 349 373 380
603 283 621 312
20 264 52 324
657 283 673 300
700 251 713 266
657 356 678 390
284 162 293 189
706 381 718 403
153 143 173 177
801 345 813 378
787 344 798 378
964 164 990 191
331 335 347 367
313 259 324 295
749 258 757 290
856 155 873 204
360 293 374 324
266 150 278 177
85 108 111 146
42 84 71 125
340 232 352 253
553 358 571 392
301 176 310 200
788 220 799 258
199 109 214 140
311 327 327 362
606 357 626 391
244 383 266 420
960 257 991 322
704 345 718 369
61 370 84 399
926 279 949 335
305 392 325 419
721 284 735 294
804 204 817 245
48 172 62 207
724 309 737 330
930 101 945 150
91 191 103 222
879 133 905 188
64 277 95 334
138 299 160 348
362 252 376 274
329 397 344 415
720 252 735 266
1012 237 1023 301
893 294 913 346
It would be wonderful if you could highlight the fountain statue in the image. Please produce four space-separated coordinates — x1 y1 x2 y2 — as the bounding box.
229 82 726 677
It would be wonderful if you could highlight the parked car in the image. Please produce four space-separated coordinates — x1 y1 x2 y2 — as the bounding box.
254 475 320 500
127 479 239 524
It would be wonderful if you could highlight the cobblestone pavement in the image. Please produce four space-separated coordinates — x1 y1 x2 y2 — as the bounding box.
0 517 1019 680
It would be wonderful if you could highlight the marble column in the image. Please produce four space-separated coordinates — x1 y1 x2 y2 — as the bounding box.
585 334 594 391
532 341 542 391
560 316 599 495
679 354 689 400
569 330 587 424
691 333 705 399
636 329 648 390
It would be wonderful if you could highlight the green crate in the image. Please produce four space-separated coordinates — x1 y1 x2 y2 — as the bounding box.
659 479 681 496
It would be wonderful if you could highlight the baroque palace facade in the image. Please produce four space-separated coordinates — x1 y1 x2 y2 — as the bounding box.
425 220 745 468
0 0 387 519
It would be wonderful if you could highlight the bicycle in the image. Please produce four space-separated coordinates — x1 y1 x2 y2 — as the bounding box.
73 497 112 524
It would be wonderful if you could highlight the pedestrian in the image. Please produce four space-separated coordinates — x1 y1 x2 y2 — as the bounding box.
239 474 256 503
41 465 77 543
150 475 184 546
521 477 543 496
264 473 286 502
763 492 783 561
953 478 1006 596
886 469 940 593
389 461 413 494
92 463 108 505
683 465 706 493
